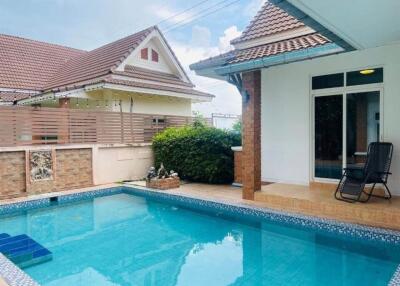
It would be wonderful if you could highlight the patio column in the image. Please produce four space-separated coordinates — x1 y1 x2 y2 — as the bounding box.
241 71 261 200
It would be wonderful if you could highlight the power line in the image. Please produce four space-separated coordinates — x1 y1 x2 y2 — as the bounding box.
156 0 212 26
162 0 233 32
163 0 241 33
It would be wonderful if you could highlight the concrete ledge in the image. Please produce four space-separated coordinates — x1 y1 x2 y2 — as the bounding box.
231 146 242 152
0 143 152 153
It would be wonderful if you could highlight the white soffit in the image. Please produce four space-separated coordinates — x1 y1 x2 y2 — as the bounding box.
288 0 400 49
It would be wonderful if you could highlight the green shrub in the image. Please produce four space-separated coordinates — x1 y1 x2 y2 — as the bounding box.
152 125 241 184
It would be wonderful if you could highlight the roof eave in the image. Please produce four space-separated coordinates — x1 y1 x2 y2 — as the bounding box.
204 43 344 76
269 0 356 52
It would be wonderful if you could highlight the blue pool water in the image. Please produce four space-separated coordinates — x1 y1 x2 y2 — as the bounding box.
0 192 399 286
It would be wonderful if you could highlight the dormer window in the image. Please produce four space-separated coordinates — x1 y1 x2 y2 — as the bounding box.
141 48 148 60
152 49 159 62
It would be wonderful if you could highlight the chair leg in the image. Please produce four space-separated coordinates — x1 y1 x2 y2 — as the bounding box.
383 183 392 199
359 183 376 203
368 183 392 200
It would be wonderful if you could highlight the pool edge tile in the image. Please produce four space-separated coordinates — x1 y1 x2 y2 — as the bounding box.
389 265 400 286
1 184 400 286
0 254 39 286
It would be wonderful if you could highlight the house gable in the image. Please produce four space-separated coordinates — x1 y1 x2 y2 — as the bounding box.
116 29 191 84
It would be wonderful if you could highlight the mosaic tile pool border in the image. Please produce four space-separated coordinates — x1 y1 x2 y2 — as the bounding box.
1 185 400 285
0 187 124 216
124 186 400 246
0 254 39 286
390 265 400 286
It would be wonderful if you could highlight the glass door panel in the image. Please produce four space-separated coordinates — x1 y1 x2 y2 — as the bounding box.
314 95 343 179
346 91 380 166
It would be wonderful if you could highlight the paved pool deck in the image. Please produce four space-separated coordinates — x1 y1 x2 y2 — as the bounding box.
126 181 400 231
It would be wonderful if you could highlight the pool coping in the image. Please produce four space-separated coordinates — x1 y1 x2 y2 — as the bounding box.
0 254 39 286
0 184 400 286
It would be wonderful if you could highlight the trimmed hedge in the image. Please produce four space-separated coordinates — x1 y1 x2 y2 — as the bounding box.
152 125 241 184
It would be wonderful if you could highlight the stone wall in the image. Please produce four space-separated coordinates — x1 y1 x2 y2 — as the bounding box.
55 149 93 191
0 144 153 200
0 151 26 199
26 149 93 195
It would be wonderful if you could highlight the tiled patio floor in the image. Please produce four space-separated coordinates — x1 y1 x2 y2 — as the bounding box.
128 181 400 231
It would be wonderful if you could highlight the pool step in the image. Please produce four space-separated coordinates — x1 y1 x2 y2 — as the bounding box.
0 233 10 240
0 233 52 268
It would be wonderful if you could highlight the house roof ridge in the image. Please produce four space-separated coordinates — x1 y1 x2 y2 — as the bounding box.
231 1 305 45
231 1 270 44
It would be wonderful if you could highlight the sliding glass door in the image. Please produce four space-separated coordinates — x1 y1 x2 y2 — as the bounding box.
314 95 343 179
346 91 380 166
314 90 381 180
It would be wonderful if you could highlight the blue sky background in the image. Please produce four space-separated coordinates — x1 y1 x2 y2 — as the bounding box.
0 0 265 116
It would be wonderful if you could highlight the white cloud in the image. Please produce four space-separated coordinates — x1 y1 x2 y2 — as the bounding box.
218 26 241 52
191 25 212 48
169 25 243 117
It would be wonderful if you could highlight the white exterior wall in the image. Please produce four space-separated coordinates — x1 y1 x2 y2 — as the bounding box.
114 93 192 116
42 90 192 116
93 145 153 185
127 39 174 74
261 43 400 194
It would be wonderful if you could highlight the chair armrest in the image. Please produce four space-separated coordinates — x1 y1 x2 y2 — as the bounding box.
374 171 392 175
343 165 364 172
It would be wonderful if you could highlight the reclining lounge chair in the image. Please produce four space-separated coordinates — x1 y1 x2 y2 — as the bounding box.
335 142 393 203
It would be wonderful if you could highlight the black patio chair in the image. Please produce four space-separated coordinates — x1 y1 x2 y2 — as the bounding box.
335 142 393 203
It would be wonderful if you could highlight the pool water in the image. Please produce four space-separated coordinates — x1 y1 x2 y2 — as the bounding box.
0 193 399 286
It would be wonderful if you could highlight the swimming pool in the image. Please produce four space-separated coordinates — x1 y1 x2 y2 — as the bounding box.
1 186 400 286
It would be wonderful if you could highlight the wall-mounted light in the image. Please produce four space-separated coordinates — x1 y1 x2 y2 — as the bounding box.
360 69 375 75
242 90 250 103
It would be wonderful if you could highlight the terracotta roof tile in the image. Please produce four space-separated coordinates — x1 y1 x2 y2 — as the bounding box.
1 26 212 102
113 65 194 88
231 2 305 44
229 33 330 63
0 91 35 102
105 78 214 99
191 33 330 69
44 27 156 90
0 34 85 90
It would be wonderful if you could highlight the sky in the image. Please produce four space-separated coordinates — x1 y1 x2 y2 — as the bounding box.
0 0 265 116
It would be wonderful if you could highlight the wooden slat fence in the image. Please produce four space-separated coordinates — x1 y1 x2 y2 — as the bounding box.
0 106 212 147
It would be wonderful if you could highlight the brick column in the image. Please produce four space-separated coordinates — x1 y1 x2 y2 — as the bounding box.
241 71 261 200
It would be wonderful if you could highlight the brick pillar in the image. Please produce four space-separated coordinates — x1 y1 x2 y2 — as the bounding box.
241 71 261 200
